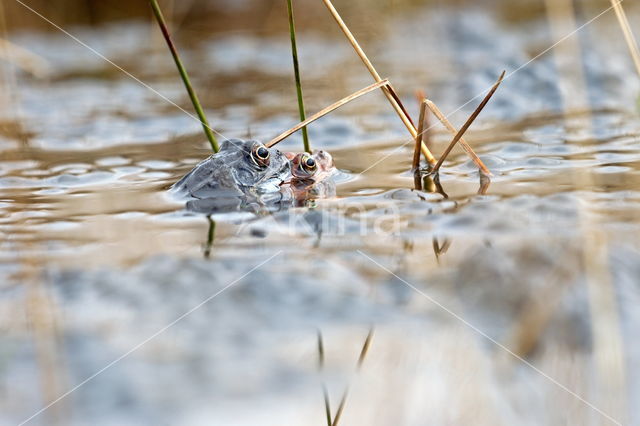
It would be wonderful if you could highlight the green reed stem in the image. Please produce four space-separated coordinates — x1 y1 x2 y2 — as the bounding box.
149 0 219 153
286 0 311 153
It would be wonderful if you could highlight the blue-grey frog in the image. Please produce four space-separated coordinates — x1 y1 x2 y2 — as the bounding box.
173 139 291 199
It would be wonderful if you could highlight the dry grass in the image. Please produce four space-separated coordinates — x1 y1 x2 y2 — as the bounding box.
431 71 505 174
0 38 50 78
412 100 427 171
320 0 436 165
425 99 492 175
266 80 388 147
610 0 640 78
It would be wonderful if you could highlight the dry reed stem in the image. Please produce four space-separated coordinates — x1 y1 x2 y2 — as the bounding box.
431 71 505 174
413 171 422 191
266 79 388 147
545 0 589 113
582 230 627 419
504 270 572 358
0 1 26 133
413 100 427 170
0 38 50 78
610 0 640 78
415 90 433 146
425 100 492 175
386 83 437 164
478 172 491 195
385 81 415 129
320 0 436 164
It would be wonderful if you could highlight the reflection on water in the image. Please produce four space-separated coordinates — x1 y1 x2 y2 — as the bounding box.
2 0 640 424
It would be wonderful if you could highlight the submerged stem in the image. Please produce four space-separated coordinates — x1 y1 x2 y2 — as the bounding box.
149 0 219 152
286 0 311 153
204 216 216 258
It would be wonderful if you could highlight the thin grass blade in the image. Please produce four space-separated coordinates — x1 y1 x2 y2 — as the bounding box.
266 80 388 147
320 0 436 163
286 0 311 152
413 100 427 170
432 71 505 174
610 0 640 78
149 0 219 152
425 99 492 175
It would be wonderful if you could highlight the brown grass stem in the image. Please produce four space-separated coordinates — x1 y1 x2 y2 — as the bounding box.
266 79 388 147
610 0 640 78
412 100 427 170
431 71 505 174
149 0 219 152
320 0 436 164
425 100 492 175
385 82 415 129
286 0 311 152
479 172 491 195
0 38 50 78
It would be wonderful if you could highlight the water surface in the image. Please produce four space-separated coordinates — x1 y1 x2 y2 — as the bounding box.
2 1 640 425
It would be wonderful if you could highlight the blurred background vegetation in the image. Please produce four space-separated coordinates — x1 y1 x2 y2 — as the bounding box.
1 0 616 33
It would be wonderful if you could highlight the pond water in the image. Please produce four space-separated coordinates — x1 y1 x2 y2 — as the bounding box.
2 1 640 425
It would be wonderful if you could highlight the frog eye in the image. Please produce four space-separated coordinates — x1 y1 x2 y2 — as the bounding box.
298 154 317 175
305 156 316 168
251 144 270 167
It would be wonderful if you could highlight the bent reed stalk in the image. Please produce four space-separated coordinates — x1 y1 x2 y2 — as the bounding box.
149 0 219 152
431 71 505 174
610 0 640 79
266 80 389 147
320 0 436 165
425 100 492 175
